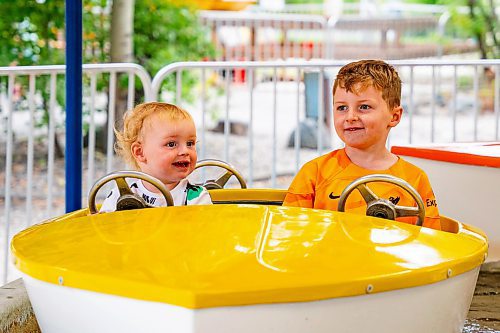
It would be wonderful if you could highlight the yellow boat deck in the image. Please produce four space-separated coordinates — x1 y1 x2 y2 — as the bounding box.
11 189 487 309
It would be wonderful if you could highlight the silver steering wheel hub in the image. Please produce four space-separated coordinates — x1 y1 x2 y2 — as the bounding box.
88 170 174 214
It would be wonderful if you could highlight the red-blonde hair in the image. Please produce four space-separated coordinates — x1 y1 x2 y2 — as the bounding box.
332 59 402 109
114 102 193 169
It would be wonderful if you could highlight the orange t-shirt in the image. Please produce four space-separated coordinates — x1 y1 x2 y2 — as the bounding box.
283 149 441 230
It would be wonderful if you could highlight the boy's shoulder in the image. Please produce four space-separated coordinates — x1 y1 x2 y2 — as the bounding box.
289 149 347 193
392 156 429 182
297 149 348 186
304 149 347 169
394 156 425 173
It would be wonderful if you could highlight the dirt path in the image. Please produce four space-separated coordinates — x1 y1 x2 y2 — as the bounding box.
467 264 500 332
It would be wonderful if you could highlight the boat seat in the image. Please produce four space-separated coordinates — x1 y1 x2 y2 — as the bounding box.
440 216 460 234
208 188 287 206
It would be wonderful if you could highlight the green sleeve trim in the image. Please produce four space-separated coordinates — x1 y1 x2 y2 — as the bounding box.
186 186 203 201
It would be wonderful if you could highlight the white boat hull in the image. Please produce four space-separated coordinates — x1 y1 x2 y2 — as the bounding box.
402 156 500 261
23 267 479 333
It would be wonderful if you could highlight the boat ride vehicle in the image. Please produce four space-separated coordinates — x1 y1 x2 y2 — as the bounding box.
11 160 488 333
392 142 499 261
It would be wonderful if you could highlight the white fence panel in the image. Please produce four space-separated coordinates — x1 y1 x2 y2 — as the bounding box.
0 63 151 283
152 59 500 186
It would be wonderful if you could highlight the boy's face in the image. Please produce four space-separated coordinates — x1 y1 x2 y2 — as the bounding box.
333 84 401 151
132 113 198 189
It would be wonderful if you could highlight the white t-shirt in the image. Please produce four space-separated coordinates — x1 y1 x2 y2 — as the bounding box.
99 178 212 213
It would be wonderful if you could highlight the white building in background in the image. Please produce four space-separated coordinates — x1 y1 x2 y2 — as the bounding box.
323 0 344 18
258 0 285 11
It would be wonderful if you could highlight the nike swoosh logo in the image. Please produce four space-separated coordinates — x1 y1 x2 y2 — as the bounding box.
329 192 340 199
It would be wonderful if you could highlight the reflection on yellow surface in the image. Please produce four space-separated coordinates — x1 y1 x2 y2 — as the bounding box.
370 228 414 245
256 207 333 272
377 244 442 269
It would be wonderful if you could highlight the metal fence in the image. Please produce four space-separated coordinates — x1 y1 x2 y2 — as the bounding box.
1 59 499 283
152 60 499 178
0 63 152 283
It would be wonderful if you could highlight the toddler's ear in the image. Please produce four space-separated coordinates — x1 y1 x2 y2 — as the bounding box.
131 142 146 163
389 106 403 127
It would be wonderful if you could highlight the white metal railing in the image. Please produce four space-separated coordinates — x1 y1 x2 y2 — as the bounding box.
1 59 499 283
0 63 151 283
152 60 499 182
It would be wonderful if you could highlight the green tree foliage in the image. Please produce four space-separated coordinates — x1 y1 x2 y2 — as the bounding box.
0 0 213 66
444 0 499 59
0 0 214 106
0 0 65 66
405 0 498 59
133 0 215 101
83 0 112 64
134 1 214 74
0 0 214 154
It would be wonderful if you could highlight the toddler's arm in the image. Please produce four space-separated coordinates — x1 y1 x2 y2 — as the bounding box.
98 187 120 213
186 185 213 205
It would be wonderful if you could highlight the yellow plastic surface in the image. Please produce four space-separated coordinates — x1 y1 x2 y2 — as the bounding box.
12 204 487 309
209 188 287 203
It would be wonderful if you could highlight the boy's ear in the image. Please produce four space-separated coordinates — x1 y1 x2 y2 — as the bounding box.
389 106 403 127
131 142 146 163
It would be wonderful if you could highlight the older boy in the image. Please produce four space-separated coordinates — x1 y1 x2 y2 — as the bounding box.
100 102 212 212
283 60 440 230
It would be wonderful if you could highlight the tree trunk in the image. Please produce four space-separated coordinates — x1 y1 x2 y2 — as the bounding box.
110 0 135 131
467 0 488 59
111 0 135 64
481 0 499 58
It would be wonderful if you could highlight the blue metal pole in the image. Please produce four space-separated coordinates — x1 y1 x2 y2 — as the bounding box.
65 0 83 212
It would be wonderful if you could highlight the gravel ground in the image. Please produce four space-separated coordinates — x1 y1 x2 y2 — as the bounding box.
467 265 500 332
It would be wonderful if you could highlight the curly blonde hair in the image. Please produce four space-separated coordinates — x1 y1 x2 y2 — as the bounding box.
114 102 193 169
332 60 402 110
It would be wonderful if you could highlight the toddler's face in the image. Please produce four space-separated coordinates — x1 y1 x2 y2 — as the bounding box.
333 84 401 151
136 114 198 189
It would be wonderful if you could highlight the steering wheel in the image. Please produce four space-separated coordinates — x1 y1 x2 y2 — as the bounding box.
88 170 174 214
194 159 247 190
337 174 425 226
